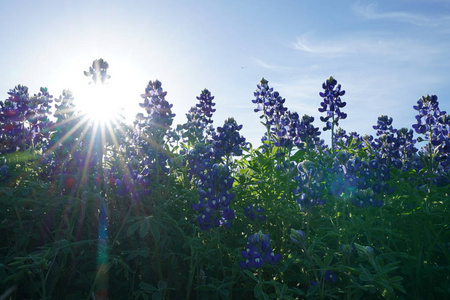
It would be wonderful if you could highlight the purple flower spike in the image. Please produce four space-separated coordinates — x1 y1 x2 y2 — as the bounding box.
324 270 338 283
318 76 346 132
193 164 235 230
290 229 305 244
239 231 281 269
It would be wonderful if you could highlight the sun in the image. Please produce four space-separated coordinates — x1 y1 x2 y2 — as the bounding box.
73 58 127 125
76 83 124 125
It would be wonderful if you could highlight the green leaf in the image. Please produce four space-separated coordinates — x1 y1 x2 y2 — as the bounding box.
152 291 162 300
323 254 333 267
157 280 167 290
139 282 157 292
389 276 403 283
391 282 406 294
254 282 263 299
281 283 288 294
150 221 160 241
126 220 142 237
219 288 229 299
359 265 373 282
139 218 150 238
290 287 305 296
243 269 259 282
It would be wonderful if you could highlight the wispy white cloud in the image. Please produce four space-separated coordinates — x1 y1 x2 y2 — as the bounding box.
292 33 441 64
292 35 348 55
251 57 296 71
352 2 450 27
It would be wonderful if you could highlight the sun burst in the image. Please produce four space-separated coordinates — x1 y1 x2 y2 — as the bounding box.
76 83 124 126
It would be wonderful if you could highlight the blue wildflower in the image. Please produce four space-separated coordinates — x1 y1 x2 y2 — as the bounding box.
239 231 281 269
318 76 347 149
196 89 216 124
324 270 338 283
178 89 216 144
211 117 248 160
293 160 326 210
318 76 347 131
244 204 266 221
193 164 235 230
290 229 305 244
0 165 10 182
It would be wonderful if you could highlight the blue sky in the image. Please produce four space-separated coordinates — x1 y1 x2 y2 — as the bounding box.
1 0 449 146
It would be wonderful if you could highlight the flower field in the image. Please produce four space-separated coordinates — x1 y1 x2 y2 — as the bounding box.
0 60 449 299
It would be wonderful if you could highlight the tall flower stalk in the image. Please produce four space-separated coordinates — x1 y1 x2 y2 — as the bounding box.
319 76 347 150
412 95 448 182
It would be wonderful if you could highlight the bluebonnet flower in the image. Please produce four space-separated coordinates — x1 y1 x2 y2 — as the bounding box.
314 270 339 285
192 164 235 230
196 89 216 124
329 152 390 207
323 270 338 283
1 85 30 122
252 78 325 151
178 89 216 144
373 115 396 136
50 90 80 158
354 243 374 260
137 80 175 134
412 95 445 137
430 113 450 173
328 151 358 198
53 90 78 122
361 159 390 192
340 243 356 255
293 114 322 149
114 178 125 197
412 95 449 179
211 117 248 160
134 80 175 178
44 90 90 182
252 78 323 151
83 58 111 84
252 78 288 121
0 86 55 182
275 161 297 184
371 115 403 168
275 111 323 149
349 158 391 206
110 160 152 202
239 231 281 269
0 85 41 154
333 128 369 152
293 160 326 210
290 229 305 244
252 78 288 145
25 88 54 149
318 76 347 132
185 143 216 180
396 128 419 170
371 116 420 171
179 107 208 143
0 165 10 182
244 204 266 221
353 188 383 208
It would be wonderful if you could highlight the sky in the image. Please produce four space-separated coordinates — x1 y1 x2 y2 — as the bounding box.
1 0 449 147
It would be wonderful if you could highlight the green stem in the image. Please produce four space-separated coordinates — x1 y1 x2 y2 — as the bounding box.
111 204 133 247
186 243 196 300
152 222 164 282
331 114 335 151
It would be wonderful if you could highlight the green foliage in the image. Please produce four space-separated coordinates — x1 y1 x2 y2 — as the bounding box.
1 67 449 299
